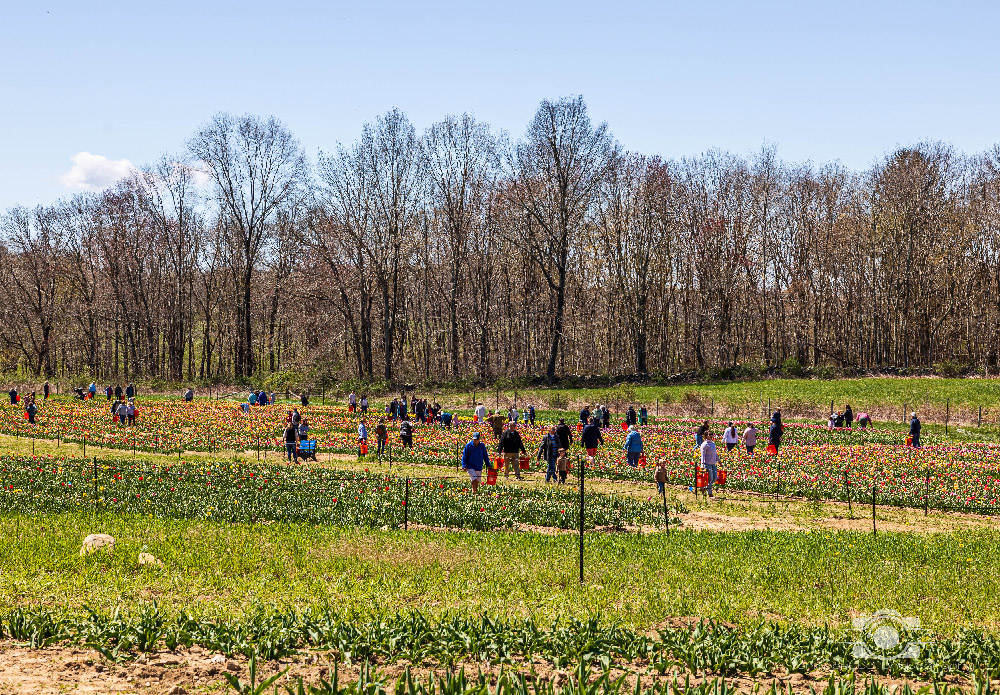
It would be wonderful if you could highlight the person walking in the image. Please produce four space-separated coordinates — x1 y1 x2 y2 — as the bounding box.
528 404 536 426
475 402 487 423
623 425 643 466
8 387 17 405
507 405 518 423
461 432 489 493
358 418 368 449
768 417 783 453
89 381 97 399
579 405 590 426
654 459 668 495
556 448 569 483
184 388 194 402
25 399 37 424
43 381 50 400
105 384 113 400
126 399 136 426
639 405 648 426
625 406 637 427
742 423 758 454
844 404 854 428
348 391 357 413
722 422 738 451
602 407 611 429
360 395 368 413
497 422 527 479
581 416 604 463
700 429 720 498
909 412 922 448
537 425 560 483
114 383 123 400
125 383 135 399
284 422 299 462
375 418 388 458
556 418 573 451
591 404 603 428
487 410 506 438
399 418 414 449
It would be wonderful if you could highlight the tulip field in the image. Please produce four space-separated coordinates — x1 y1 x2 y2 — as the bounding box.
3 397 999 515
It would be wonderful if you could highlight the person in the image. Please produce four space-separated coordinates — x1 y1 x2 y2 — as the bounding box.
556 418 573 451
258 390 268 406
284 422 299 462
695 421 709 449
116 399 128 425
771 410 783 429
8 387 16 405
126 399 136 426
43 381 50 400
700 429 719 498
125 383 135 399
400 418 414 449
184 388 194 402
497 423 527 479
507 405 518 423
623 425 643 466
556 448 569 484
440 411 453 427
105 385 113 400
591 404 603 428
300 392 309 407
25 399 37 424
360 395 368 413
722 422 739 451
768 417 783 453
857 412 871 429
909 412 921 448
602 407 611 429
528 404 536 426
475 402 487 423
579 405 590 425
742 422 758 455
834 411 845 428
654 459 668 495
487 410 506 438
398 396 408 420
89 381 97 399
291 408 302 427
581 416 604 462
461 432 489 493
537 425 560 483
298 418 310 440
844 404 854 428
639 405 648 426
375 418 388 457
827 412 837 429
248 391 258 406
415 399 426 423
114 384 123 400
348 391 357 412
626 406 637 426
358 418 368 445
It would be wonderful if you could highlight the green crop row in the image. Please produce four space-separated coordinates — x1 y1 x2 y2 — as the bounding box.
4 607 1000 682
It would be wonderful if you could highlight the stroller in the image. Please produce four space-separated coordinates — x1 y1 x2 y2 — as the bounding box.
73 387 87 400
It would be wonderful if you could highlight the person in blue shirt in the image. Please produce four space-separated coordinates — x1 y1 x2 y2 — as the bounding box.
623 425 643 466
441 411 453 427
461 432 490 492
528 405 536 426
537 426 560 483
248 391 257 406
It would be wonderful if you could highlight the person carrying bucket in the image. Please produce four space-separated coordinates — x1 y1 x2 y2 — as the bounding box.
461 432 489 492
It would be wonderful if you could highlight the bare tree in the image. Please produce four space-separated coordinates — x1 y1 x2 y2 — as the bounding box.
188 113 306 377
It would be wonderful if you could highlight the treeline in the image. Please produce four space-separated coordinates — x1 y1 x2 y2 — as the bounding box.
2 96 999 385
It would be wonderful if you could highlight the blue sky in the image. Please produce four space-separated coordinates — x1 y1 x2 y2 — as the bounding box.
2 0 998 210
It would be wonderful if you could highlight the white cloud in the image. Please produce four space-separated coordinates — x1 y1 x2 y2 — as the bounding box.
58 151 134 191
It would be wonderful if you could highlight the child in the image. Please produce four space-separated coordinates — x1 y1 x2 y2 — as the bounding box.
654 460 667 495
556 447 569 484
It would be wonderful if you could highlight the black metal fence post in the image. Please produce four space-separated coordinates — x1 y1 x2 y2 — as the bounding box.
92 457 98 514
579 453 585 583
872 486 877 537
845 469 851 515
661 485 670 536
925 470 930 516
404 478 410 530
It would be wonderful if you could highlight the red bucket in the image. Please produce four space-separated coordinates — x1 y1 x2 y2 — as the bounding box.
486 469 497 485
519 455 529 470
766 444 777 455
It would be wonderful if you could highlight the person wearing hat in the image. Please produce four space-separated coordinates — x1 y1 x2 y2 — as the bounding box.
461 432 490 492
623 424 643 467
909 412 921 448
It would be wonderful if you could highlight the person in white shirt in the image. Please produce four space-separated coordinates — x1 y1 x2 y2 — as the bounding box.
475 403 487 422
348 391 357 411
508 406 518 423
722 422 739 452
700 430 719 498
741 424 758 455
